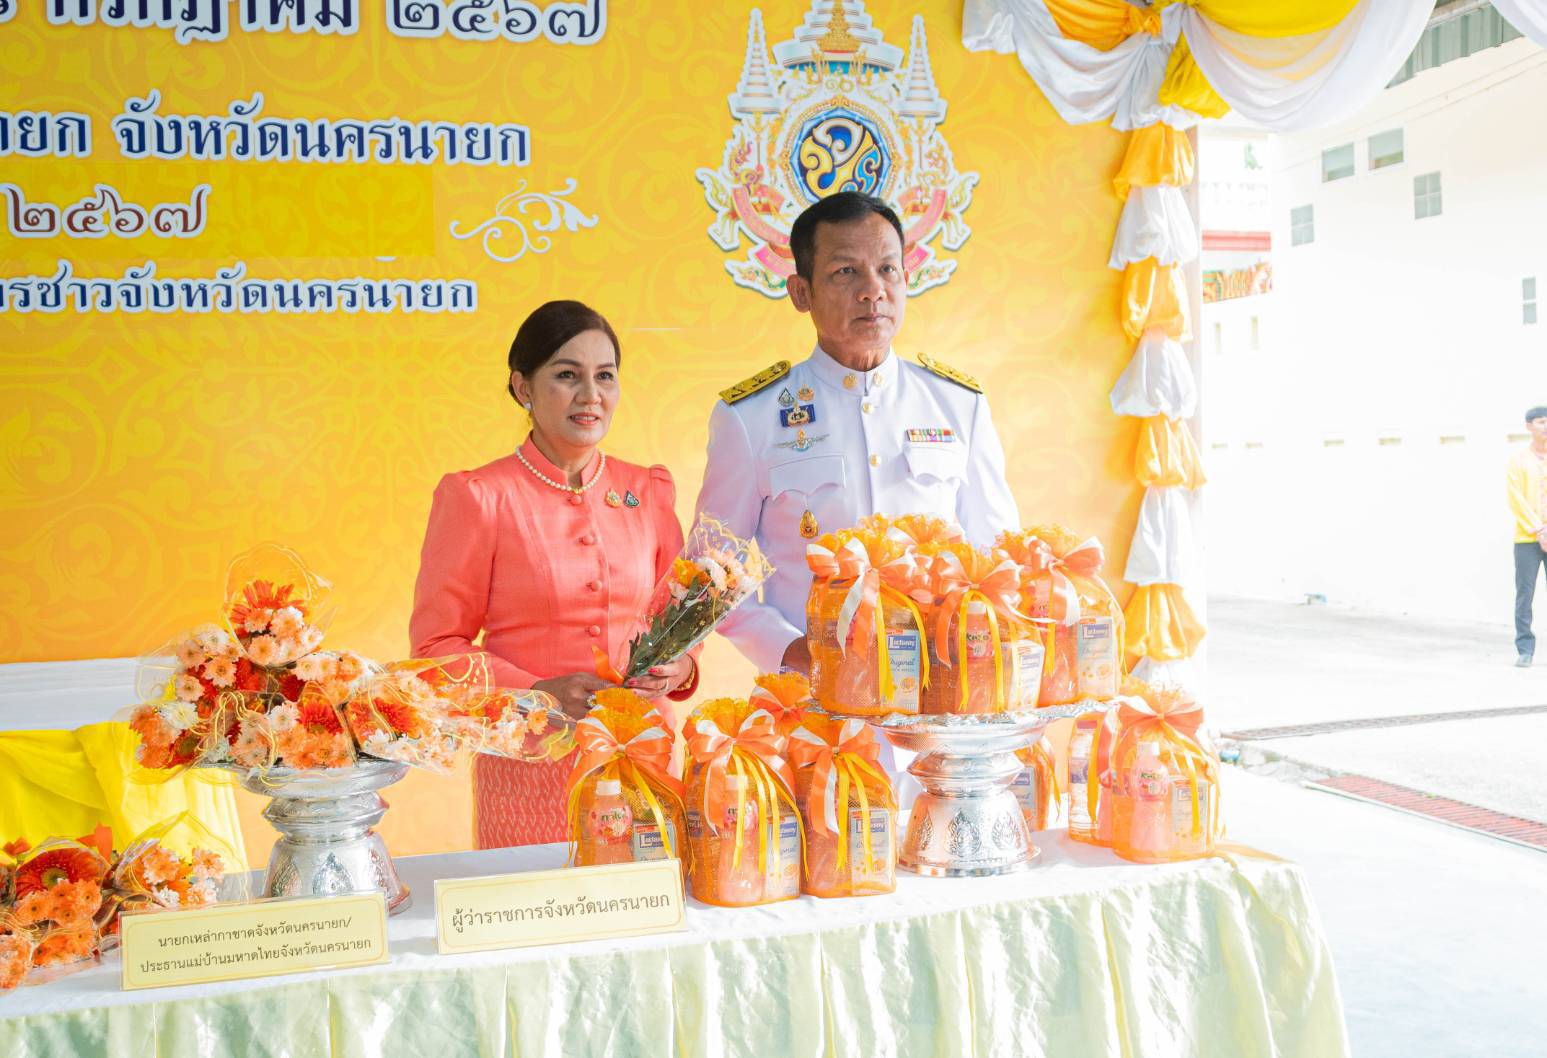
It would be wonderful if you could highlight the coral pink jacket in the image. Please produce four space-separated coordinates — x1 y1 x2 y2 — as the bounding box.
410 438 685 686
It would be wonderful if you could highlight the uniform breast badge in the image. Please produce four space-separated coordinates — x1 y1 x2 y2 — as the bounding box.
624 490 641 508
778 387 796 408
775 429 828 453
780 403 816 427
797 385 815 402
799 509 819 539
605 489 623 507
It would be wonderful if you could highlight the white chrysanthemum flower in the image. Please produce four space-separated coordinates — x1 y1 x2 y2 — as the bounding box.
203 655 237 688
241 608 273 634
159 699 199 731
268 703 300 733
293 652 333 683
174 674 203 703
694 554 728 592
175 640 206 669
246 635 282 667
363 730 394 755
196 628 230 655
153 886 181 908
302 626 325 652
269 606 305 639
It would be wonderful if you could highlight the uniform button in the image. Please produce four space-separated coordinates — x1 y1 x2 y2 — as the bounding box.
842 373 857 390
862 402 873 414
869 454 881 467
587 580 600 591
873 374 885 387
580 533 596 545
586 625 601 637
568 494 583 506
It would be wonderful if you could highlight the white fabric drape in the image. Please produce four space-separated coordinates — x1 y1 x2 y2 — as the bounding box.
1174 0 1433 132
1109 186 1198 269
1124 485 1197 586
961 0 1200 130
1493 0 1547 49
1110 329 1197 420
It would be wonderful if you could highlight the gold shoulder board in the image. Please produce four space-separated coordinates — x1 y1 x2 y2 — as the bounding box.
720 360 791 404
917 353 982 395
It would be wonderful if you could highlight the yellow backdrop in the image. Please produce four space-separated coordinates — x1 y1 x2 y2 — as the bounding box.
1 1 1138 859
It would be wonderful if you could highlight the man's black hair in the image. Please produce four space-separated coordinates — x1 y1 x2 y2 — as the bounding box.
789 191 905 282
1527 406 1547 422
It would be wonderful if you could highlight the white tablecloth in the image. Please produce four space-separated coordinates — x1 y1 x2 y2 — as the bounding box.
0 833 1348 1057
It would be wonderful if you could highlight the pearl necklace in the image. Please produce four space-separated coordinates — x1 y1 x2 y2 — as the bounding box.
516 445 607 495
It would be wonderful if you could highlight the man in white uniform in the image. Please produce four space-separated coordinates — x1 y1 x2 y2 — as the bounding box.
694 191 1020 674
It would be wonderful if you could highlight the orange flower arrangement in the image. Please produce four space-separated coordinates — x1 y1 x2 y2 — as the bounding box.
448 687 570 763
13 842 108 901
345 663 463 771
750 672 812 736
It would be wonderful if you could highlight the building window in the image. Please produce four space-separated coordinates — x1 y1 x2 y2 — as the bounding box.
1527 277 1538 325
1414 172 1442 219
1369 129 1404 170
1321 143 1355 182
1290 204 1314 246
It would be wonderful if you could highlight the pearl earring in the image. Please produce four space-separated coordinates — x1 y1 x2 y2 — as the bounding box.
523 402 533 413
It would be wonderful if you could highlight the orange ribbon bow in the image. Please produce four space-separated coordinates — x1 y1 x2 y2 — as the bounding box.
1114 686 1216 838
931 549 1026 712
807 537 931 702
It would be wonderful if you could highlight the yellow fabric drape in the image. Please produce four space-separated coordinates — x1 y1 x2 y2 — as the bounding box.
1046 0 1160 51
1121 259 1190 341
1158 36 1232 119
1136 415 1207 489
0 722 248 867
1123 584 1207 662
1153 0 1360 38
1113 122 1195 199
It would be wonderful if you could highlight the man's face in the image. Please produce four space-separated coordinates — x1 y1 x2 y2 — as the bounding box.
788 212 906 368
1530 416 1547 443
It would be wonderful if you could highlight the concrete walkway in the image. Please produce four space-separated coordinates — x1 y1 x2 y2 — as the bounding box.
1208 596 1547 1056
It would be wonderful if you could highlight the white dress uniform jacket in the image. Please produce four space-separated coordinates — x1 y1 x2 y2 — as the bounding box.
694 344 1021 671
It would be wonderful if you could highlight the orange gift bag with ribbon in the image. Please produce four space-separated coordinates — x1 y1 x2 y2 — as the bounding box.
565 690 687 874
999 526 1126 705
684 698 803 907
787 714 896 898
920 544 1042 714
750 672 813 737
805 530 931 716
1110 683 1222 863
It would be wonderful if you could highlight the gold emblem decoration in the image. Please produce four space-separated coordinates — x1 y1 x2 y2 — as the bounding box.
604 489 622 507
720 361 792 405
917 353 982 394
799 509 819 539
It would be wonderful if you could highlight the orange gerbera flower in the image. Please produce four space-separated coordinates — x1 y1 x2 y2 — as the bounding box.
297 695 344 734
32 924 96 968
2 838 30 858
228 579 301 632
15 845 108 900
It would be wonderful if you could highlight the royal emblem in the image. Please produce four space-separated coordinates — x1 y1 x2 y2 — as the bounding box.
697 2 978 299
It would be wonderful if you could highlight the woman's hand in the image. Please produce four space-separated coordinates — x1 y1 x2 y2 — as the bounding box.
531 672 616 720
625 656 695 699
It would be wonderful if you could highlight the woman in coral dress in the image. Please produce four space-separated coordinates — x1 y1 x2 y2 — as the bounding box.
410 301 697 847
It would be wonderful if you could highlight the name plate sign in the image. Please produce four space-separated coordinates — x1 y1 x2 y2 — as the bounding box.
435 859 685 955
120 892 389 991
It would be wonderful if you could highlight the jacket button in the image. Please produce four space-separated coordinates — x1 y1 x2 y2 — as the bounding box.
568 494 583 506
587 625 601 637
580 534 596 545
869 454 880 467
587 580 600 591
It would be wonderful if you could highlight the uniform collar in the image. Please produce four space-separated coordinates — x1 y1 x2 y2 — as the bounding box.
807 344 896 397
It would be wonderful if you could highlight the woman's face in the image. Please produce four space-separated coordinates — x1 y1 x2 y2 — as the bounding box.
513 329 620 453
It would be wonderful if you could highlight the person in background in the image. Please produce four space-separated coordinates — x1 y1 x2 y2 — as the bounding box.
410 300 697 847
1507 404 1547 667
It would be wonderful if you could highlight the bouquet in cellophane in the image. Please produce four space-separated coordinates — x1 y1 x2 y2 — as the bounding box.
805 527 930 717
683 697 802 908
564 689 686 872
787 712 896 898
342 657 492 772
998 526 1125 705
0 816 245 991
605 514 773 682
449 685 573 764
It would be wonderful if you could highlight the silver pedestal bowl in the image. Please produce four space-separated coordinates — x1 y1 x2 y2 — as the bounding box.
855 702 1105 877
232 759 413 914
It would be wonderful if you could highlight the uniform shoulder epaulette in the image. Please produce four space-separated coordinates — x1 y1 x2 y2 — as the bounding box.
917 353 982 394
720 360 791 404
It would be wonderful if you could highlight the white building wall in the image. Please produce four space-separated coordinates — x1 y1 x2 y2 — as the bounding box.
1204 37 1547 626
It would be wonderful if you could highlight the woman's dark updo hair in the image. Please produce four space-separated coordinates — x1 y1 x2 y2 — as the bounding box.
507 300 621 401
